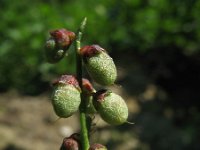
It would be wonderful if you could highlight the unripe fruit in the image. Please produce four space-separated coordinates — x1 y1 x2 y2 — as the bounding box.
82 78 96 114
60 133 80 150
51 75 81 118
89 143 107 150
80 45 117 85
45 29 75 63
94 89 128 125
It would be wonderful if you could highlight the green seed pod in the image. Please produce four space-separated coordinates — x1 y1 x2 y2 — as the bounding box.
82 78 97 114
60 133 80 150
89 143 107 150
80 45 117 85
94 89 128 125
51 75 81 118
45 29 75 63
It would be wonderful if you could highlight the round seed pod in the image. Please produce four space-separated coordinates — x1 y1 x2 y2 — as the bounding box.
51 75 81 118
82 78 96 114
45 29 75 63
80 45 117 85
94 89 128 125
60 133 80 150
89 143 107 150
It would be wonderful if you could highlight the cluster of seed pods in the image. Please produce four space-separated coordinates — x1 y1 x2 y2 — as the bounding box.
46 29 129 149
50 44 129 125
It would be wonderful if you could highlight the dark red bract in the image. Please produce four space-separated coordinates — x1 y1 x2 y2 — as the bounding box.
82 78 94 93
94 89 108 102
60 133 80 150
50 29 75 48
89 143 107 150
52 75 80 91
80 45 104 58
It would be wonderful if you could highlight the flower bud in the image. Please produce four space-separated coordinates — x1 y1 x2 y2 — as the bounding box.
82 78 96 114
51 75 81 118
94 89 128 125
45 29 75 63
89 143 107 150
80 45 117 85
60 133 80 150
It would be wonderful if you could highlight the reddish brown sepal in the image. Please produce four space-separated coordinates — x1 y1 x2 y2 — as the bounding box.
82 78 95 94
50 29 75 49
52 75 80 91
93 89 108 102
60 133 80 150
89 143 107 150
80 45 105 58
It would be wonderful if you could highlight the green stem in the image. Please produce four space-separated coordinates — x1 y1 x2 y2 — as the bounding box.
75 18 89 150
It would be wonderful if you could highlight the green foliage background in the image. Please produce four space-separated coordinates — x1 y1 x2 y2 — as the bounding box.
1 0 200 95
1 0 200 149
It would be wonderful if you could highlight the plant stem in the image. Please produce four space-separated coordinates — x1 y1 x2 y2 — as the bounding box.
75 18 90 150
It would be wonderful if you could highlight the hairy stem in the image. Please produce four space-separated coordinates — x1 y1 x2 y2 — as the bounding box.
75 17 90 150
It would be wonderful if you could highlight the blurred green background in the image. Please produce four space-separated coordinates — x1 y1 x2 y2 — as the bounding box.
1 0 200 149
